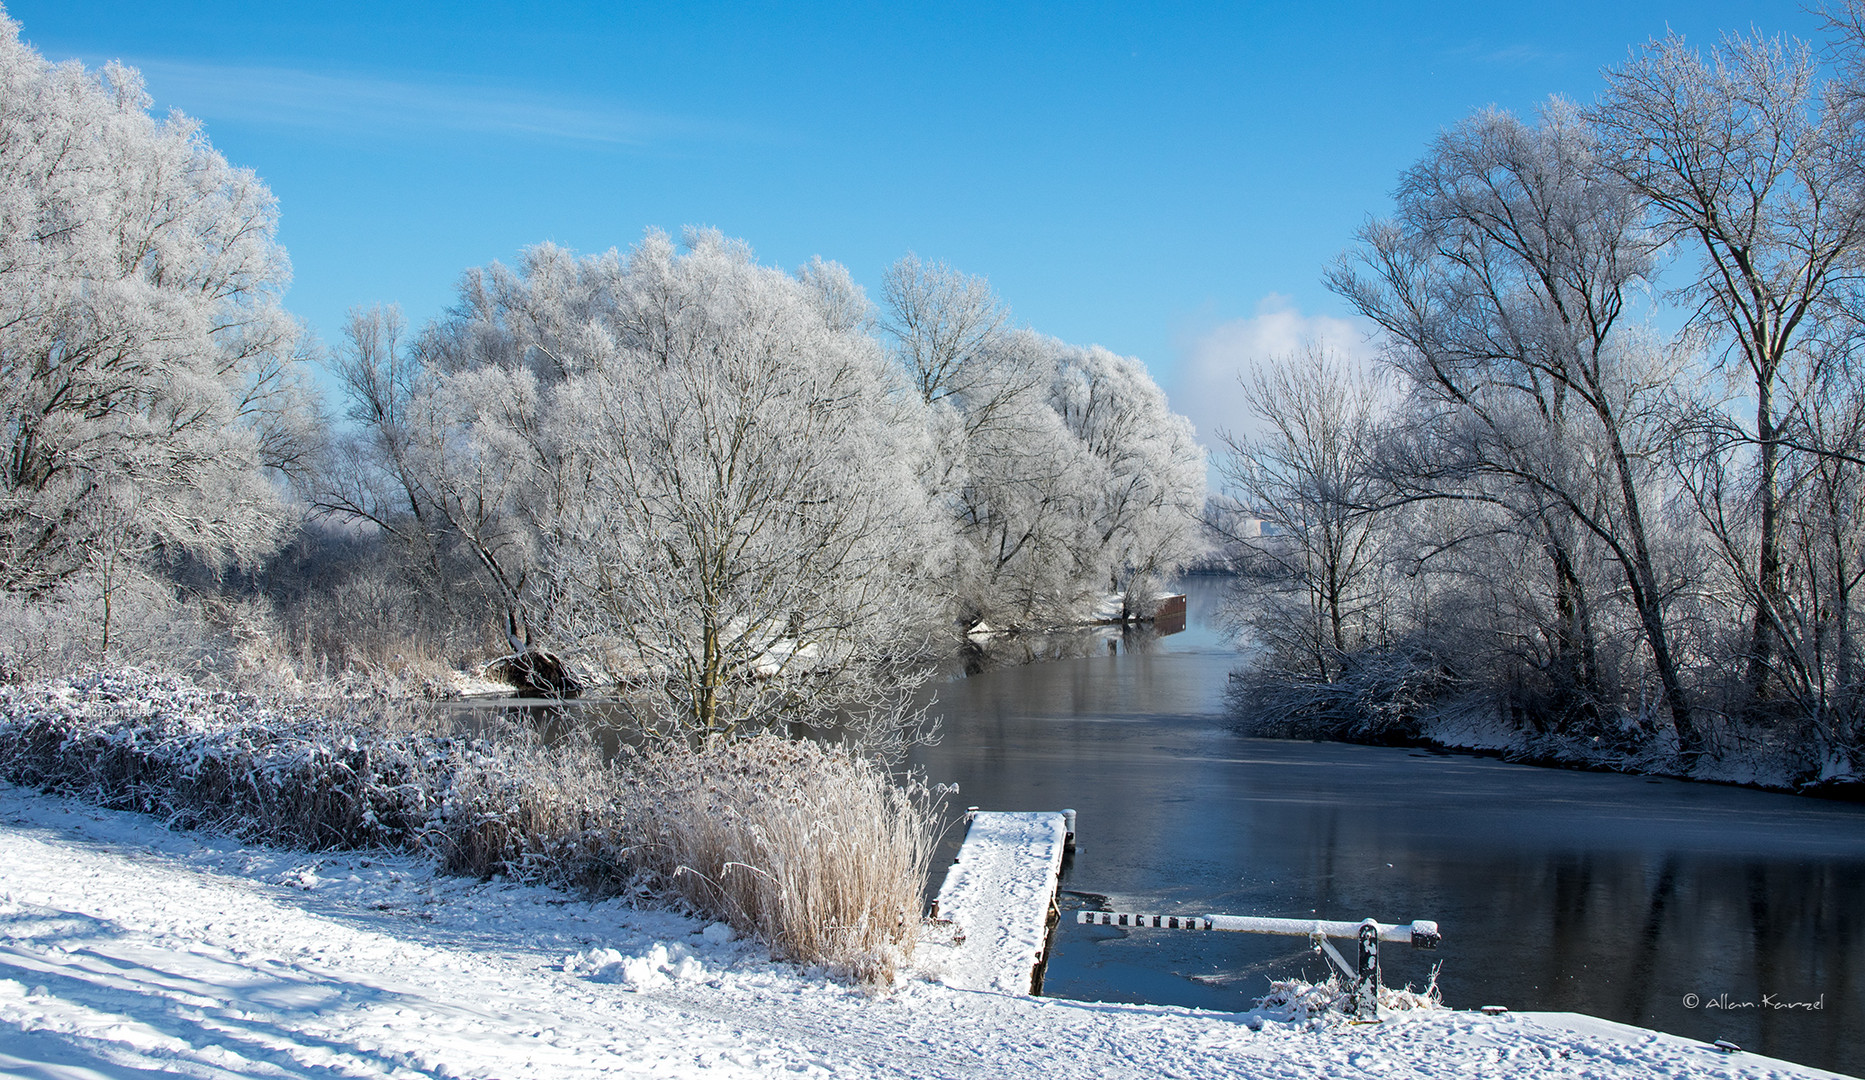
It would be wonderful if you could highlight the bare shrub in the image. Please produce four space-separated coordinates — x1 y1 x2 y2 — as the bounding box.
0 574 221 685
1226 644 1450 745
630 735 941 985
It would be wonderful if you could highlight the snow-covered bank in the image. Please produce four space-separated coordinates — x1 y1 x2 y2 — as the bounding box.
1410 700 1864 798
1229 674 1860 797
0 669 937 983
0 784 1852 1079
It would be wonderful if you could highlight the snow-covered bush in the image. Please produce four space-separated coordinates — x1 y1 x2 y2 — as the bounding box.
1252 970 1443 1028
1224 642 1450 745
435 732 634 890
0 670 452 847
0 672 641 867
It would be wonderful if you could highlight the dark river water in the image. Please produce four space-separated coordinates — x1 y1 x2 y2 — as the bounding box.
908 577 1865 1077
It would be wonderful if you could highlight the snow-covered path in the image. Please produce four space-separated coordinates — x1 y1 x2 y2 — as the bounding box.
0 783 1851 1080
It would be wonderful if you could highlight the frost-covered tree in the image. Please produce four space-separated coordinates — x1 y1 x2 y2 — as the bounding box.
0 18 310 597
879 261 1206 628
319 231 1204 720
316 249 618 659
1332 101 1703 748
324 231 943 744
881 253 1015 407
318 306 434 565
553 231 942 745
939 332 1100 623
1217 347 1394 683
1594 32 1865 714
1049 342 1207 603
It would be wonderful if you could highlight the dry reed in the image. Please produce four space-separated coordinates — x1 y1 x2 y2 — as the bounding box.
622 735 941 985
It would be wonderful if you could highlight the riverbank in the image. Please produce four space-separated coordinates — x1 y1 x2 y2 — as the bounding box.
1392 700 1865 801
1223 669 1862 799
0 781 1852 1080
0 668 938 985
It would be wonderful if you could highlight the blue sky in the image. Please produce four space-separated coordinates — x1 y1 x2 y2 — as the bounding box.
7 1 1830 441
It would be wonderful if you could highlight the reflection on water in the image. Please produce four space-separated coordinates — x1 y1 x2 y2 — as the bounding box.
959 609 1186 675
908 576 1865 1077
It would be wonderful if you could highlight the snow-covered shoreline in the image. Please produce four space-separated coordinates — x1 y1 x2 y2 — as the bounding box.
1407 701 1865 799
0 782 1853 1079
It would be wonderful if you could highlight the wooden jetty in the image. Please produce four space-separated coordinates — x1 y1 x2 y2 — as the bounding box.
930 809 1074 995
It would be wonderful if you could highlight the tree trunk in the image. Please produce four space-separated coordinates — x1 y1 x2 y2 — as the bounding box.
1745 379 1782 708
1601 416 1701 753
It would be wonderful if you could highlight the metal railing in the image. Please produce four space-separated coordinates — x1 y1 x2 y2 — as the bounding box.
1076 910 1441 1020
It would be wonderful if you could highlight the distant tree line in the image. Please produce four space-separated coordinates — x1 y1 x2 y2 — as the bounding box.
1217 12 1865 781
0 12 1205 750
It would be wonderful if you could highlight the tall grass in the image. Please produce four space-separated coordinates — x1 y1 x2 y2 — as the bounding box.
631 736 941 983
0 669 938 985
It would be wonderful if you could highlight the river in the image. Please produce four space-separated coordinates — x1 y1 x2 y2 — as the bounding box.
908 576 1865 1076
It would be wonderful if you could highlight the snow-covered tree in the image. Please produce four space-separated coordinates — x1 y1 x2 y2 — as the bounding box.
1216 346 1395 681
552 231 942 744
1333 101 1698 747
1595 32 1865 715
0 18 310 597
881 253 1015 407
1048 342 1207 603
325 232 942 743
939 331 1100 624
878 262 1207 628
321 232 1204 720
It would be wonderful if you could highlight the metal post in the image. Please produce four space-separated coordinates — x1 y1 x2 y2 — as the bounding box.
1351 919 1381 1020
1075 908 1434 1024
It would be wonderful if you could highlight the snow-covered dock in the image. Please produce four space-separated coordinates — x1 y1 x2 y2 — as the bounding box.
930 810 1071 995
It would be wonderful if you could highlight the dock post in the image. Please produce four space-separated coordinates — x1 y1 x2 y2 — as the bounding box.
1062 809 1076 851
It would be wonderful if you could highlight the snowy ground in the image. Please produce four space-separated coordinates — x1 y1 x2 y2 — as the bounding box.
0 782 1853 1080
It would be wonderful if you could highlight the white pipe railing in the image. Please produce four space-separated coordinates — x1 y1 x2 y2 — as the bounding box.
1076 911 1441 949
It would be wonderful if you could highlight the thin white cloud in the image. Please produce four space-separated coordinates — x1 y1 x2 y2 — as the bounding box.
1440 39 1571 68
1167 294 1379 455
120 58 735 147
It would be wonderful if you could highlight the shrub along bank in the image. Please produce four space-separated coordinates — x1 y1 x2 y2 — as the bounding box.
0 669 939 983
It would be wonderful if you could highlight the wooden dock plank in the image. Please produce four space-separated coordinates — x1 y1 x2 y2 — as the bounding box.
930 810 1069 995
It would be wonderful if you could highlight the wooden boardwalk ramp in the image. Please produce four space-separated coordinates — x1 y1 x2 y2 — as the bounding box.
928 810 1071 995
